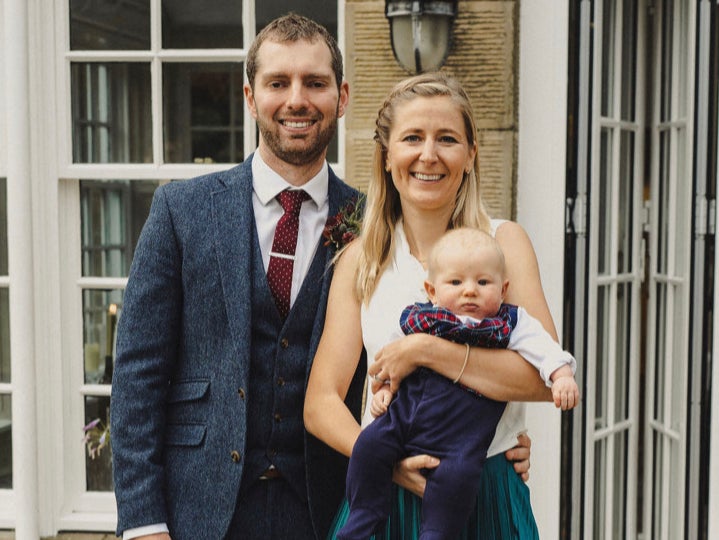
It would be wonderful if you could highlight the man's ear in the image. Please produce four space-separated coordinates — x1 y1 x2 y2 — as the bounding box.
244 83 258 119
424 280 436 303
338 80 350 118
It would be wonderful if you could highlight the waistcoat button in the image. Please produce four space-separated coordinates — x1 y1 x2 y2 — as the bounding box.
280 338 289 349
238 388 246 399
230 450 241 463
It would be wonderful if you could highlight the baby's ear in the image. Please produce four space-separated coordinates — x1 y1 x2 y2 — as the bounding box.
424 280 436 302
501 279 509 299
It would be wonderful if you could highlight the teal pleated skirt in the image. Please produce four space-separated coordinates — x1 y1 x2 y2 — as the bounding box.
327 453 539 540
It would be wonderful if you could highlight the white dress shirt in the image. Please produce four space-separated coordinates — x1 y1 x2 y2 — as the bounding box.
251 152 330 306
122 154 329 539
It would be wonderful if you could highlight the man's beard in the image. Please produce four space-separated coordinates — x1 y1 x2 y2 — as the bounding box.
257 108 338 166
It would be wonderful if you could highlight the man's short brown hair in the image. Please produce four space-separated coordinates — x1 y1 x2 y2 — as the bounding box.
246 13 344 90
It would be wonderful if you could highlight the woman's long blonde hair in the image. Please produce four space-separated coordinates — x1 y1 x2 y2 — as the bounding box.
356 72 491 302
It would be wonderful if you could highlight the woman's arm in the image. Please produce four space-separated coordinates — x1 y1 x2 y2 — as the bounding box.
370 221 554 403
304 241 365 457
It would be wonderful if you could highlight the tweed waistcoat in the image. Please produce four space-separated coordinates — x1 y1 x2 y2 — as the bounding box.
244 224 328 500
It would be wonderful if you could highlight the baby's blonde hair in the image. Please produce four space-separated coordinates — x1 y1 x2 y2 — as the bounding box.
426 227 506 281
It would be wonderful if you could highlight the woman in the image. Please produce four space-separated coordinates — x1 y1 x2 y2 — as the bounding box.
304 72 554 539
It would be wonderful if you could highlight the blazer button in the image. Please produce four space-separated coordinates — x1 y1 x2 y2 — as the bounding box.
231 450 241 463
280 338 289 349
238 388 246 399
274 413 282 422
277 377 285 387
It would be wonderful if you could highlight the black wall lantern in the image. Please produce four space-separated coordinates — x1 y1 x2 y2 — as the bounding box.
385 0 458 74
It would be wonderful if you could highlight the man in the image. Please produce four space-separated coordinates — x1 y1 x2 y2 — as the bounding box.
111 14 365 540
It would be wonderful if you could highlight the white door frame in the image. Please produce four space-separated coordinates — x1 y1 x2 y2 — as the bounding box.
517 1 568 537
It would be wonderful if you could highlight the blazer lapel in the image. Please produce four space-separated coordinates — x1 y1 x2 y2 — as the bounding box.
212 160 255 379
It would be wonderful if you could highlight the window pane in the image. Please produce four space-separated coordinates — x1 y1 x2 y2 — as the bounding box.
620 0 637 121
600 0 616 117
83 290 123 385
598 128 613 274
72 63 152 163
593 437 607 539
164 64 244 164
614 282 631 422
162 0 243 49
595 285 609 431
80 180 158 277
0 395 11 488
84 395 112 491
256 0 337 38
618 131 635 273
612 430 629 538
0 289 9 383
70 0 150 50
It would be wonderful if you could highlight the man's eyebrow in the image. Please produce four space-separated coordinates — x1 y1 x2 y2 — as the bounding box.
259 71 333 81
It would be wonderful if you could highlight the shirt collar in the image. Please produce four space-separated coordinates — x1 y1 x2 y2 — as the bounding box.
251 152 329 208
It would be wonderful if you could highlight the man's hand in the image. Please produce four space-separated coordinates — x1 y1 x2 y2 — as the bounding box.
391 454 440 497
504 431 531 482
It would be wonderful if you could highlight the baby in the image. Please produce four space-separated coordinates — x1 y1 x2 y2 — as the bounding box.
338 227 579 540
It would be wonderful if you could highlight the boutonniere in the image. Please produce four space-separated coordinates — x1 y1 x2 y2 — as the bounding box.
323 194 365 251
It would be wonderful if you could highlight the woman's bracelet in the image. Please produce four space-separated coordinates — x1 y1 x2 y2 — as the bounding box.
453 343 470 384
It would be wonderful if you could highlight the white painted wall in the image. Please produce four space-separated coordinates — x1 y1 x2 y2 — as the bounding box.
517 1 569 538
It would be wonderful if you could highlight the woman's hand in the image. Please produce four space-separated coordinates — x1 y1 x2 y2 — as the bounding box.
391 454 440 497
369 333 433 394
504 432 532 482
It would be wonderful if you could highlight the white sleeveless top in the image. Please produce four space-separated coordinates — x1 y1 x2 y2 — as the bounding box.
360 219 526 457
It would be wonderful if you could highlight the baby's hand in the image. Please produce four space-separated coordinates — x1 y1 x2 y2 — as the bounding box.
370 387 393 418
552 375 580 410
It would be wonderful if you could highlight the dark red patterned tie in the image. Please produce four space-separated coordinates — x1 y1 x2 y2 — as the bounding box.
267 189 311 318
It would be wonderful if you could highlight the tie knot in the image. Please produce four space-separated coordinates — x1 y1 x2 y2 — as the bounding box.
277 189 310 215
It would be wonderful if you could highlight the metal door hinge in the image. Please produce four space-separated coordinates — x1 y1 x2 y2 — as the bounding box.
695 195 716 235
642 200 651 233
566 193 587 235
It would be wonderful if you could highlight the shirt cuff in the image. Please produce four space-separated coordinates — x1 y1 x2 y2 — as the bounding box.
123 523 170 539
